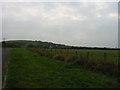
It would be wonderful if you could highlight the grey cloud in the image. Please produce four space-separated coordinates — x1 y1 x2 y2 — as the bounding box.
2 2 118 48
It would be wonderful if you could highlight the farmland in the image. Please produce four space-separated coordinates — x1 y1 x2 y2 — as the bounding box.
5 48 119 88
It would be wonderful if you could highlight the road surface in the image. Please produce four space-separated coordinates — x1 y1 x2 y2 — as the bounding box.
2 48 12 88
2 48 12 77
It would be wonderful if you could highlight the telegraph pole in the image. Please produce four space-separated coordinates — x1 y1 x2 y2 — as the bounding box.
2 38 6 43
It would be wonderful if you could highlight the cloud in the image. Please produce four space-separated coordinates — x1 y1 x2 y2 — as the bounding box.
108 13 118 18
2 2 118 48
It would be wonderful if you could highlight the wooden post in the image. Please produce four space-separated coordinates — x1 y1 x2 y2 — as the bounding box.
75 51 78 60
104 53 107 62
87 52 90 60
75 51 78 56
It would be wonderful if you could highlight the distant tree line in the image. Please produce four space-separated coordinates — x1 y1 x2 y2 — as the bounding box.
2 40 119 50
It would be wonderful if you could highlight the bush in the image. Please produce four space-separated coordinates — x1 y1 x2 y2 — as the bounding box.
53 54 65 61
64 55 73 62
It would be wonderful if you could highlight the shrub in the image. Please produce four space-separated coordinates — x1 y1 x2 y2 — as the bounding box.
53 54 65 61
64 55 73 62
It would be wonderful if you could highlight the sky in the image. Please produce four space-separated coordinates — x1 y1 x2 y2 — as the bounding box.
1 2 118 48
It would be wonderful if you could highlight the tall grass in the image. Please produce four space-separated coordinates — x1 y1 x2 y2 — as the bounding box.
28 48 119 77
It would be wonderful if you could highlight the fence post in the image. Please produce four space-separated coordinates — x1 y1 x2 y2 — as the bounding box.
75 51 78 56
104 53 107 62
74 51 77 61
87 52 90 60
75 51 78 58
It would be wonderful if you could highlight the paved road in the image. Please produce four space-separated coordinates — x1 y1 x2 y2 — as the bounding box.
2 48 12 88
2 48 12 75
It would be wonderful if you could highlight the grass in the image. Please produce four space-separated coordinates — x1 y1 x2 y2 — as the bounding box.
48 49 119 63
6 48 118 88
28 48 119 77
28 48 119 63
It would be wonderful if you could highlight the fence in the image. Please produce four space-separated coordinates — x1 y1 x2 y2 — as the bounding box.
28 48 119 77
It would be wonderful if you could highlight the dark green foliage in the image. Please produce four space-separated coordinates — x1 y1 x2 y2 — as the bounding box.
2 40 68 49
2 40 119 50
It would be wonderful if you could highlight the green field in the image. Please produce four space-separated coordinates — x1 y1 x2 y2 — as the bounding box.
5 48 118 88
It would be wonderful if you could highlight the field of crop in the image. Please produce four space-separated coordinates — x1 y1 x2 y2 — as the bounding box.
5 48 119 88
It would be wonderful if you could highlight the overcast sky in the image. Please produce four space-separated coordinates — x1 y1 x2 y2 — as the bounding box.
1 2 118 48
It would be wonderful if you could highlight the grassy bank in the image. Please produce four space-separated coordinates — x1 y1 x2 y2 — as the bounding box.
6 48 118 88
28 48 119 77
